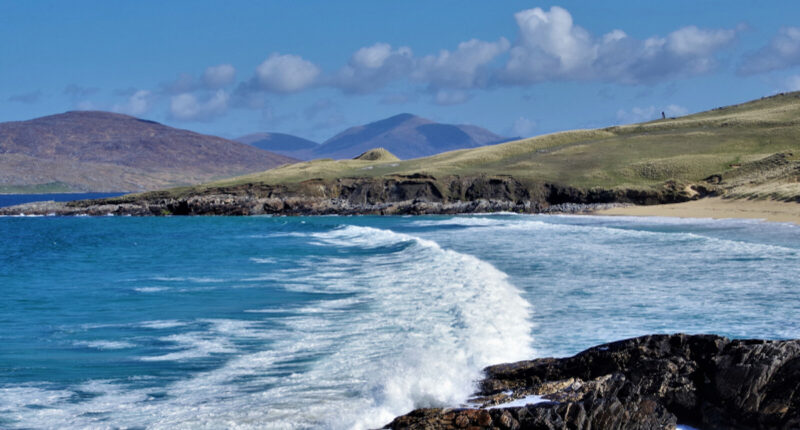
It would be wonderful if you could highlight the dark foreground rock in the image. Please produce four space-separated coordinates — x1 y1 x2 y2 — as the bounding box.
0 175 709 216
384 334 800 430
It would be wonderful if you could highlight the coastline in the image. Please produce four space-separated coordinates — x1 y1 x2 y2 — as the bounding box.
592 197 800 225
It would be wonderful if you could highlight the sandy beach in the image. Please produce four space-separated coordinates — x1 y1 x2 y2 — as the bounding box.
594 197 800 225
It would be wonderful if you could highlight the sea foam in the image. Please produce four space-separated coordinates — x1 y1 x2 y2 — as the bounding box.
0 225 533 429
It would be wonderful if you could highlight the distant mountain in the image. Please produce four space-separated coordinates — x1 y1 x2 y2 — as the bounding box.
235 132 318 161
314 113 509 160
0 111 296 192
237 114 509 161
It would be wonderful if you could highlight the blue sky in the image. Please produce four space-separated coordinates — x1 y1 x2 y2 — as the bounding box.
2 1 800 142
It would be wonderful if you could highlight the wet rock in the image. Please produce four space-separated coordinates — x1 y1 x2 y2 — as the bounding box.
384 334 800 430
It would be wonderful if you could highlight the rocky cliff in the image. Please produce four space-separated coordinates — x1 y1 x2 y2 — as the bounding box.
385 334 800 430
0 174 711 216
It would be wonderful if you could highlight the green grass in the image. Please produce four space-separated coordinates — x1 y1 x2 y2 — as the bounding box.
150 92 800 200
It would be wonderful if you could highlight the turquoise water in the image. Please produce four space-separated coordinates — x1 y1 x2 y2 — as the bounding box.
0 214 798 429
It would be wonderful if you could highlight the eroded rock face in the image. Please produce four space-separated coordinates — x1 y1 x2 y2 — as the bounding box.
0 174 701 216
384 334 800 430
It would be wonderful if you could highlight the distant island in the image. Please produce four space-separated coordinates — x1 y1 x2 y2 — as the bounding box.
0 111 295 193
2 92 799 216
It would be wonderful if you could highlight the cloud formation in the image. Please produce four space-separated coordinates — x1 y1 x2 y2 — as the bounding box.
162 64 237 94
415 38 509 89
333 43 414 93
113 90 153 116
739 27 800 75
255 53 320 93
169 90 229 121
323 6 736 99
90 5 748 124
501 7 737 85
202 64 236 89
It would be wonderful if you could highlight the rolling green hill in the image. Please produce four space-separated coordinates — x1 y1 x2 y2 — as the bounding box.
199 92 800 201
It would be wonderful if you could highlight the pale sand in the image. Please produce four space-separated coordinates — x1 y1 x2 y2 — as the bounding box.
593 197 800 225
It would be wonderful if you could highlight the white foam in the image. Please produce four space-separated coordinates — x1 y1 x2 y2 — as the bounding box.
74 340 136 350
134 286 169 293
410 217 508 227
0 225 534 429
289 225 535 428
139 332 235 362
151 276 225 283
488 394 550 409
139 320 188 329
249 257 276 264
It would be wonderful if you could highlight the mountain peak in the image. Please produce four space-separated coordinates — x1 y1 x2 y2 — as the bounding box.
315 113 506 160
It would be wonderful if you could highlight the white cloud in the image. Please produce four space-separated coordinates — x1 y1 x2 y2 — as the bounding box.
415 38 509 89
174 6 741 114
331 38 507 95
352 43 404 69
503 6 597 82
163 64 237 94
616 104 688 124
113 90 153 116
169 90 229 121
255 53 320 93
666 26 736 57
202 64 236 89
333 43 414 93
739 27 800 75
501 6 737 85
511 117 536 137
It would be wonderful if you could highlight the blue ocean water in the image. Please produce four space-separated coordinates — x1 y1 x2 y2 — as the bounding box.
0 193 126 208
0 214 798 429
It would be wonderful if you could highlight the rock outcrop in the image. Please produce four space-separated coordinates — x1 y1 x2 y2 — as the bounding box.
384 334 800 430
0 174 710 216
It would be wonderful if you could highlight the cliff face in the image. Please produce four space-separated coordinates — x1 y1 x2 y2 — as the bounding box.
385 334 800 430
0 174 711 216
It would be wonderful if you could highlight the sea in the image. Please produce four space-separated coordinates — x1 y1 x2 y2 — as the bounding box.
0 214 798 429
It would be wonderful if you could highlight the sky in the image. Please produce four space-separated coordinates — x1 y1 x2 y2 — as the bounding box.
2 1 800 142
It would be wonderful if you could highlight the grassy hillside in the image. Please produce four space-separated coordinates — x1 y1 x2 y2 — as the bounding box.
149 92 800 202
0 111 296 192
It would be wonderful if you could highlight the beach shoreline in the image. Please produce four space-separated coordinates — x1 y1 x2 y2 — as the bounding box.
592 197 800 225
